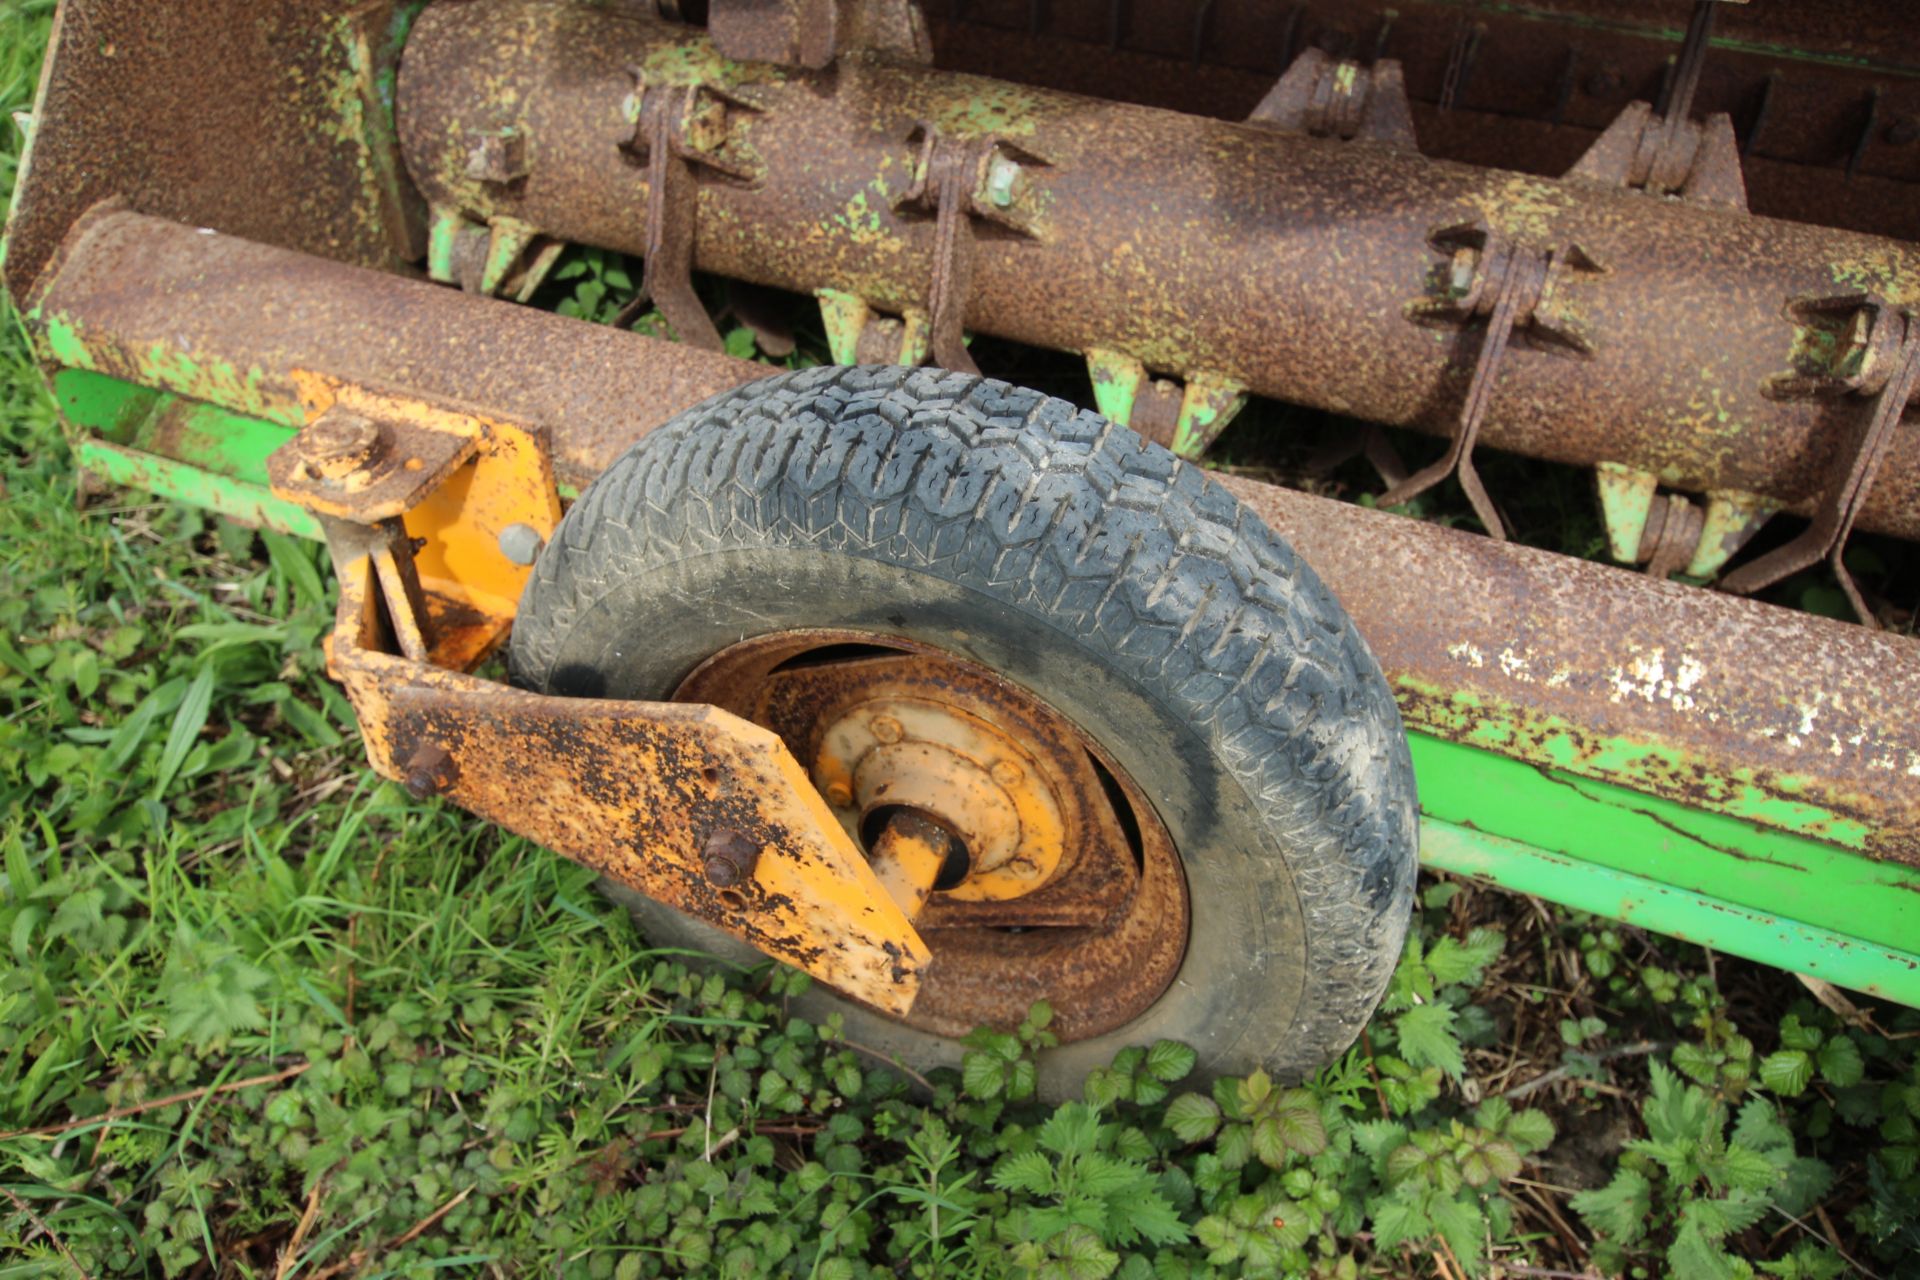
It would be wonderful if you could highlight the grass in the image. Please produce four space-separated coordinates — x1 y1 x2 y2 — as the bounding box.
2 6 1918 1277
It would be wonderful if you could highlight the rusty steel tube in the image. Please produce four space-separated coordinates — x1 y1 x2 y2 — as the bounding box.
27 209 1920 863
397 0 1920 540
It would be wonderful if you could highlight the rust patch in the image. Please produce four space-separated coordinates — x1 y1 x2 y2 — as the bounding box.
674 628 1190 1043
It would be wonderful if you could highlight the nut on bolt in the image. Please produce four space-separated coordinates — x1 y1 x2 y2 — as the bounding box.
402 742 458 800
984 152 1023 208
297 410 384 482
702 827 761 889
498 522 545 566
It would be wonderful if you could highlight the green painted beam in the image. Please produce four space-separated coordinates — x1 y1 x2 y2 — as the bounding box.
1421 816 1920 1007
38 372 1920 1007
1408 733 1918 957
55 369 318 539
73 438 322 540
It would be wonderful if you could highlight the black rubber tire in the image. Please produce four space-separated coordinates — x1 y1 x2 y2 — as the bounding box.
509 365 1417 1090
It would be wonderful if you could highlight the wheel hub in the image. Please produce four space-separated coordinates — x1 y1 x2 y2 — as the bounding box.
816 695 1067 899
673 629 1190 1043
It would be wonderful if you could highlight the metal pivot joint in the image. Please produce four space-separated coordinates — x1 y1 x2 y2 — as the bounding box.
1380 225 1605 540
1566 1 1749 210
1722 297 1920 625
620 75 765 351
896 124 1046 374
1247 47 1417 149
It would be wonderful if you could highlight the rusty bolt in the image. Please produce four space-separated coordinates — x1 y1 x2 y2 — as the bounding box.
465 129 528 185
702 827 761 888
991 760 1023 786
1837 307 1878 379
824 781 854 808
684 92 731 153
297 410 384 481
984 152 1022 209
497 522 545 566
402 742 458 800
871 715 904 744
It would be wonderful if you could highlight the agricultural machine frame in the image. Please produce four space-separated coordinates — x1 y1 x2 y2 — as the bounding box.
5 0 1918 1049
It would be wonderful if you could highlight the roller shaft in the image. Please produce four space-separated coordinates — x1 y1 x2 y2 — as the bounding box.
398 0 1920 539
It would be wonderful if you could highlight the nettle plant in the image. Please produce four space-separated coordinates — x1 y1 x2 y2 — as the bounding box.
1570 1061 1832 1279
1566 978 1919 1280
945 908 1557 1278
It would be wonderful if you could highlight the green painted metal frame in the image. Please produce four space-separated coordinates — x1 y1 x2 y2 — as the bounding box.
51 369 318 538
1414 736 1920 1006
34 368 1920 1008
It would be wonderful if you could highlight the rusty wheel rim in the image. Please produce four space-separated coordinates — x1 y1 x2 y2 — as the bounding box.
674 630 1190 1042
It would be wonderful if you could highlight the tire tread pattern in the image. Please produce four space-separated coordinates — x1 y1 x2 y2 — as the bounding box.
511 366 1418 1078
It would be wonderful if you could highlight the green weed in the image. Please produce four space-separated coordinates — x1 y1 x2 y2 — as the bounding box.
1 7 1915 1276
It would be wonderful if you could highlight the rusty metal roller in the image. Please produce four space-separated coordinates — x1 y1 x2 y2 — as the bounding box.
396 0 1920 542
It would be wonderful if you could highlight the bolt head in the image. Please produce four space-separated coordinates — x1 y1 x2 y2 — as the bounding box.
497 522 546 567
824 781 853 808
701 828 760 888
871 715 904 744
465 130 528 185
298 411 384 480
401 742 456 800
985 153 1022 208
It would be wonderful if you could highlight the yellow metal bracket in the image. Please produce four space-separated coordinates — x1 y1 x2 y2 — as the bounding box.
270 380 931 1015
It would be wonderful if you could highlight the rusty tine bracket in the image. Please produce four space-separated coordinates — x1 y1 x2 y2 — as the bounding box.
896 124 1046 373
1565 0 1748 210
1247 48 1418 149
1382 225 1604 539
620 77 765 351
1721 297 1920 625
707 0 932 70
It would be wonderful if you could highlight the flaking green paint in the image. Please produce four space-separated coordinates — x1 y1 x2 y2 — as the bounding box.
481 218 538 296
817 289 870 365
1398 674 1875 851
1169 371 1247 459
1420 816 1920 1008
75 438 321 540
1594 460 1657 563
933 83 1043 139
638 39 768 91
36 311 92 371
1826 246 1920 309
54 370 297 484
1687 491 1776 578
428 205 465 283
31 310 299 429
1085 348 1144 426
1411 732 1912 954
54 370 315 538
